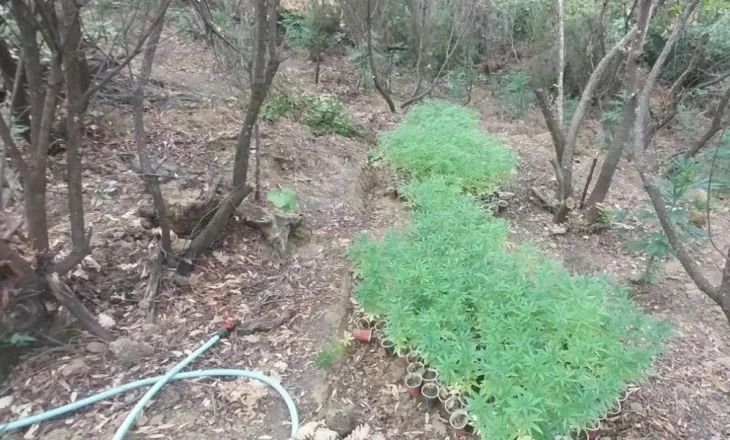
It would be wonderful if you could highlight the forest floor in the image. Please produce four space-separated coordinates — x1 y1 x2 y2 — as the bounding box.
1 26 730 440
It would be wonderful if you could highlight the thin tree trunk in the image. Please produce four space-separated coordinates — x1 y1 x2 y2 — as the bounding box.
254 122 262 201
365 0 396 113
61 1 92 267
0 39 30 141
683 86 730 159
557 0 565 126
132 0 172 257
584 0 653 214
411 0 427 97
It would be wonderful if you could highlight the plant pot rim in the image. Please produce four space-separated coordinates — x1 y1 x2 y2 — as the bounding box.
421 382 439 398
380 338 395 347
449 409 469 429
405 372 423 388
356 317 372 330
422 367 439 380
407 361 425 374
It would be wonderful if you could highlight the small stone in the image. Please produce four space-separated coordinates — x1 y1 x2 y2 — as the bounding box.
137 414 149 426
171 274 190 287
61 359 89 377
85 341 107 353
149 414 164 426
323 403 357 438
629 402 643 413
109 338 154 367
141 323 159 335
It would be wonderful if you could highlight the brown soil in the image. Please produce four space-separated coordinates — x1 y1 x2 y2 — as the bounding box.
2 25 730 440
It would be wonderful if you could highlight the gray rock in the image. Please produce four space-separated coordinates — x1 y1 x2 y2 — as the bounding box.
61 359 89 377
109 337 154 367
237 202 302 256
85 341 107 353
323 403 357 438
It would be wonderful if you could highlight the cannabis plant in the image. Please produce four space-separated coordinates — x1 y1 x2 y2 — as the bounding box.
349 102 669 440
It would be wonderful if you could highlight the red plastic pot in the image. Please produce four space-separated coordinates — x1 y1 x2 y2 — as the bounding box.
353 328 373 342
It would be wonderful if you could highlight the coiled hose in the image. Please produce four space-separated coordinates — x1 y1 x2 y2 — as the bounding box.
0 328 300 439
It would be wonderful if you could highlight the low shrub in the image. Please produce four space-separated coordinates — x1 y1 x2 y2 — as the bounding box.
348 102 669 439
262 93 359 137
303 95 360 136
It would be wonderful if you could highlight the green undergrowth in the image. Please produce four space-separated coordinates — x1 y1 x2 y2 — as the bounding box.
262 92 360 137
348 101 669 439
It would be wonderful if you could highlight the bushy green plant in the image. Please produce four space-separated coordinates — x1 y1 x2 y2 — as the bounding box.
303 95 360 136
262 92 300 122
492 69 534 119
267 187 298 212
349 102 669 439
279 10 310 48
626 158 707 283
377 101 516 194
262 92 359 136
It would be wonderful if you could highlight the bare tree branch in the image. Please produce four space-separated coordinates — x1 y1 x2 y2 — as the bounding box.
82 0 173 103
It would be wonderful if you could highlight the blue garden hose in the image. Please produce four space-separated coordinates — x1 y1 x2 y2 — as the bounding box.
0 326 300 439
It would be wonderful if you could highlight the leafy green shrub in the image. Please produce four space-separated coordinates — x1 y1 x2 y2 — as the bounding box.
349 102 669 439
279 10 310 48
262 92 358 136
262 93 300 122
626 158 707 283
378 101 516 194
267 187 298 212
492 69 534 119
303 95 360 136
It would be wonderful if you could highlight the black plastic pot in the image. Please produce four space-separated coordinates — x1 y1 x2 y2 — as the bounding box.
419 382 439 409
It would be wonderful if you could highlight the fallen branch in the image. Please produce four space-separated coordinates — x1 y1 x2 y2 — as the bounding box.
530 186 556 213
236 309 294 335
141 249 164 322
47 273 112 341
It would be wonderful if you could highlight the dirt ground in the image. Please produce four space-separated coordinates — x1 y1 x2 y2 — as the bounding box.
1 25 730 440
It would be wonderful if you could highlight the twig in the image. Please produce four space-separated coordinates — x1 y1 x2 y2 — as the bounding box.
579 154 599 210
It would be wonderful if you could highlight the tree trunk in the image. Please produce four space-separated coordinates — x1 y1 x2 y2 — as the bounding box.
61 0 91 265
365 0 396 113
254 122 262 201
584 0 653 215
181 0 280 273
132 0 172 257
557 0 564 127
